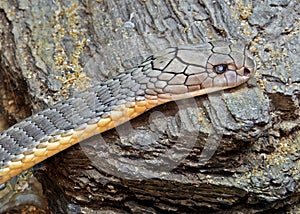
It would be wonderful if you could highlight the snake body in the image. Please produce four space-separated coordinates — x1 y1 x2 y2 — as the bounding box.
0 41 255 184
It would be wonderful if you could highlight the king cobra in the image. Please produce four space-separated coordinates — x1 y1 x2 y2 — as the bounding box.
0 41 255 184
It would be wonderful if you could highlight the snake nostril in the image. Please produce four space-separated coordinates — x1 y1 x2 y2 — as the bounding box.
243 68 251 77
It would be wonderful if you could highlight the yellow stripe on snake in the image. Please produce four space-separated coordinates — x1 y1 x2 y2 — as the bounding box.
0 41 256 184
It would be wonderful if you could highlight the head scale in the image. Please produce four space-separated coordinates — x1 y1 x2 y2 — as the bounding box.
143 41 256 101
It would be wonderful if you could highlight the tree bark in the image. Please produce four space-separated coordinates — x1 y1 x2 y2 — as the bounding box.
0 0 299 213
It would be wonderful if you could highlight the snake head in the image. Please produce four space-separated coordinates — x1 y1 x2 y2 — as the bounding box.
203 41 256 89
144 41 256 101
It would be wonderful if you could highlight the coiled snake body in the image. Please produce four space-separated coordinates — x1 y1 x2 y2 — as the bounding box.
0 41 255 184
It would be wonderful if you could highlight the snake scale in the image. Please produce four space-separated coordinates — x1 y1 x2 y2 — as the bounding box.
0 41 255 184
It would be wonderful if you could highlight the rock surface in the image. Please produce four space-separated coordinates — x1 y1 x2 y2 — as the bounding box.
0 0 299 213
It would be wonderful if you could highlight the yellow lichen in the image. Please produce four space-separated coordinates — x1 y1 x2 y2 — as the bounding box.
228 0 256 39
52 1 90 98
198 111 205 123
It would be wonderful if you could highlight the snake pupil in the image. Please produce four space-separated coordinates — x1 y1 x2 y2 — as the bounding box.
213 64 227 74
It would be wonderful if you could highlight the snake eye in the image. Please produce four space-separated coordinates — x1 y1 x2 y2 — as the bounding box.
213 64 228 74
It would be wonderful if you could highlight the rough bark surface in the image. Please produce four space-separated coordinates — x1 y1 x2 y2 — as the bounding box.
0 0 299 213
